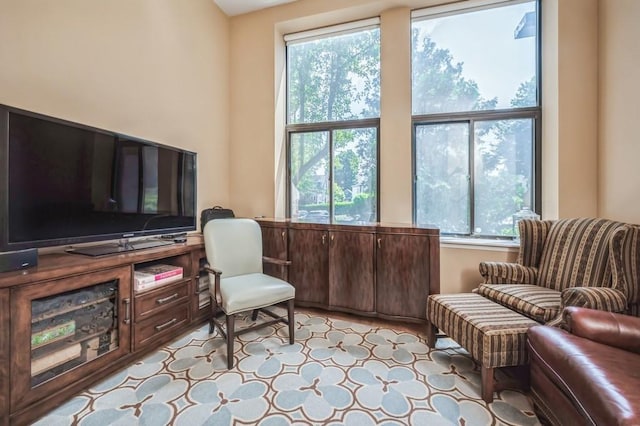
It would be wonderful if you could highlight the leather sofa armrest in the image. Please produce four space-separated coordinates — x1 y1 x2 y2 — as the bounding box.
479 261 537 284
564 306 640 354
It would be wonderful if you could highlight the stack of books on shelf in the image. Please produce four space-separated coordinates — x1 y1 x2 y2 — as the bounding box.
134 264 183 292
31 320 76 348
32 343 82 377
31 319 80 377
85 331 118 361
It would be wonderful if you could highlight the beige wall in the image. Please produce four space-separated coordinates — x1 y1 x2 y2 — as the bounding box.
0 0 230 221
599 0 640 223
227 0 601 293
542 0 599 219
5 0 637 293
380 7 412 224
556 0 599 218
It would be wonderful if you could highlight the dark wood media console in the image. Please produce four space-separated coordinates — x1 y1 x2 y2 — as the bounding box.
0 237 209 425
257 219 440 323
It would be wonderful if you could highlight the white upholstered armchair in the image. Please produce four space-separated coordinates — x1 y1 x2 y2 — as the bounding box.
203 218 295 369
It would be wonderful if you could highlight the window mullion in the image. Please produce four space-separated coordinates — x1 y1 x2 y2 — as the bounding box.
412 107 540 125
468 120 475 237
328 130 334 221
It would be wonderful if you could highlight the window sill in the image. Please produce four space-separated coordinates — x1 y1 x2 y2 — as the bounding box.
440 236 519 251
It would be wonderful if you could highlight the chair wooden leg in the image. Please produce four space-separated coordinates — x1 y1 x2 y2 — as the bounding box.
481 366 495 403
426 321 438 348
209 294 215 334
251 309 259 321
287 299 295 344
226 314 235 369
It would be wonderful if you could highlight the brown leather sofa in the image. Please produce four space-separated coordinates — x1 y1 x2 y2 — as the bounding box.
527 307 640 425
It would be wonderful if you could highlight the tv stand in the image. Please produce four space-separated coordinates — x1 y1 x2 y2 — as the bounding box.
67 239 175 257
0 237 210 425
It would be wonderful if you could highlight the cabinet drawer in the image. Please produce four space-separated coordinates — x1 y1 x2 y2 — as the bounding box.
134 280 190 320
134 303 189 350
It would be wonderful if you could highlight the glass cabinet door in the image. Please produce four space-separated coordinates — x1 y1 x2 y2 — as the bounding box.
11 266 132 412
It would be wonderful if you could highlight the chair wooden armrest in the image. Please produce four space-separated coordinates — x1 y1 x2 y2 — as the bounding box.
203 264 222 276
203 264 223 313
262 256 292 267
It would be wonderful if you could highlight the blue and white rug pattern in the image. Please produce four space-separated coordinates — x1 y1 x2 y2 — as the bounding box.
35 311 540 425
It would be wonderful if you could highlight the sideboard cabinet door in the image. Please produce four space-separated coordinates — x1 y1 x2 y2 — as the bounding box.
289 227 329 306
259 221 289 280
376 233 433 320
329 230 375 313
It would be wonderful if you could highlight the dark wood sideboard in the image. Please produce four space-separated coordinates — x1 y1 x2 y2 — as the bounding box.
0 237 209 425
0 220 439 424
257 219 440 323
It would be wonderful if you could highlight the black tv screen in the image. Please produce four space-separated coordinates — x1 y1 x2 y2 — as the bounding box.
0 105 197 252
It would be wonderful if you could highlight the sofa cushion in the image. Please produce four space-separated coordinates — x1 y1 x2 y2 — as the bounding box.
528 325 640 426
476 283 560 323
536 218 622 291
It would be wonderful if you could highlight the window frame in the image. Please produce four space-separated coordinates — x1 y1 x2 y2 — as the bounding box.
284 20 381 223
285 118 380 222
411 0 542 239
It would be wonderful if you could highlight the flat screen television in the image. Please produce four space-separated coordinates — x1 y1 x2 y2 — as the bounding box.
0 104 197 256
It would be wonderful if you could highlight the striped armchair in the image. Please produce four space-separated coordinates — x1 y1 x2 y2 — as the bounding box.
478 218 640 325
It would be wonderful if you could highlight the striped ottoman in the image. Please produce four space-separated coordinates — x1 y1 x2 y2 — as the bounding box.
426 293 539 403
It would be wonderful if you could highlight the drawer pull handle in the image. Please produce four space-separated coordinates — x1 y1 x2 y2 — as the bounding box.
156 293 179 305
377 238 382 249
123 298 131 325
281 231 286 241
155 318 178 331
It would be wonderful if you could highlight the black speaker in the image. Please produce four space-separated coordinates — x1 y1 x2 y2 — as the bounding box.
0 248 38 273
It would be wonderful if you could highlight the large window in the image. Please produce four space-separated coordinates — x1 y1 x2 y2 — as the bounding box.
412 0 540 238
286 20 380 224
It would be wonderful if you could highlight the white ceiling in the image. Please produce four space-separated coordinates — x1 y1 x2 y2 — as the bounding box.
213 0 299 16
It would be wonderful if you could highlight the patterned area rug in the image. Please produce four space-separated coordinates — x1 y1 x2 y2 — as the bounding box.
35 310 540 425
